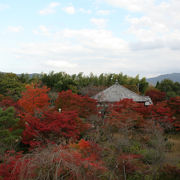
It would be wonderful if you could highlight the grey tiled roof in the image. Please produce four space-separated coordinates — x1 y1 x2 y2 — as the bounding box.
92 83 153 105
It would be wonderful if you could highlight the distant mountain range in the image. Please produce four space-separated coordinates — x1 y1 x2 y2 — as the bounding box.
147 73 180 85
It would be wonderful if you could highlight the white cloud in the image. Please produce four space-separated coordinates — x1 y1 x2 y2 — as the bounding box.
11 27 180 76
2 1 180 76
8 1 180 76
100 0 180 52
79 8 91 14
0 4 9 11
13 29 131 75
33 25 51 36
103 0 154 12
90 18 107 28
49 2 60 8
8 26 24 33
39 2 60 15
4 1 180 76
60 29 128 51
97 10 110 15
39 25 50 35
63 5 75 14
126 16 169 42
46 60 78 69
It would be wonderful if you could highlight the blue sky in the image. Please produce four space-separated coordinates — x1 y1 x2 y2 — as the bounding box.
0 0 180 77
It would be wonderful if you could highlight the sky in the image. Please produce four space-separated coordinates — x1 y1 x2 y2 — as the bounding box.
0 0 180 78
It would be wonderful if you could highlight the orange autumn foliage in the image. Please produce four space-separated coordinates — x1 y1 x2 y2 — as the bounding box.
18 84 50 114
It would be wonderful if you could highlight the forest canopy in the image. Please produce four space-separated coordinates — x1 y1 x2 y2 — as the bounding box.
0 71 180 180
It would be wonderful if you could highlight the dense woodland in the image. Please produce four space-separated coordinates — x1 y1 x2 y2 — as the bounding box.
0 72 180 180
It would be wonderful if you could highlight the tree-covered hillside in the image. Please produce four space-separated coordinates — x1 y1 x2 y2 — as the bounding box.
0 71 179 179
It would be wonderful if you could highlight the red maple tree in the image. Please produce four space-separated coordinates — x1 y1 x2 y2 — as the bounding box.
18 84 50 114
106 99 173 131
55 90 97 118
168 96 180 131
145 88 166 104
22 110 88 148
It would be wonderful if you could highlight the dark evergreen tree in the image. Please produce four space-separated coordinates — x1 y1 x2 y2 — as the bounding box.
0 107 22 153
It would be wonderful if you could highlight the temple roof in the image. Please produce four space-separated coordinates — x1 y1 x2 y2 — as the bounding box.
92 82 153 105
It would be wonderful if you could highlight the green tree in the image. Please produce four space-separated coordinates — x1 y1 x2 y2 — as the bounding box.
0 107 22 153
156 79 180 98
40 71 149 94
139 77 149 94
18 73 30 84
0 73 24 100
41 71 77 92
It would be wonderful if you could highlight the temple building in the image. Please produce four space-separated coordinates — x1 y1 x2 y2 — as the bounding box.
92 81 153 106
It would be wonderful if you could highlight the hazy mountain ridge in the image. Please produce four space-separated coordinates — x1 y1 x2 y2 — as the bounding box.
147 73 180 85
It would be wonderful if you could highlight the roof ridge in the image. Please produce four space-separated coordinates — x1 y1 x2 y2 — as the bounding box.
92 83 152 105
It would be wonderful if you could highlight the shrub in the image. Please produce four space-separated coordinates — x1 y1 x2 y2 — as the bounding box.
158 164 180 180
140 149 163 164
0 144 106 180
